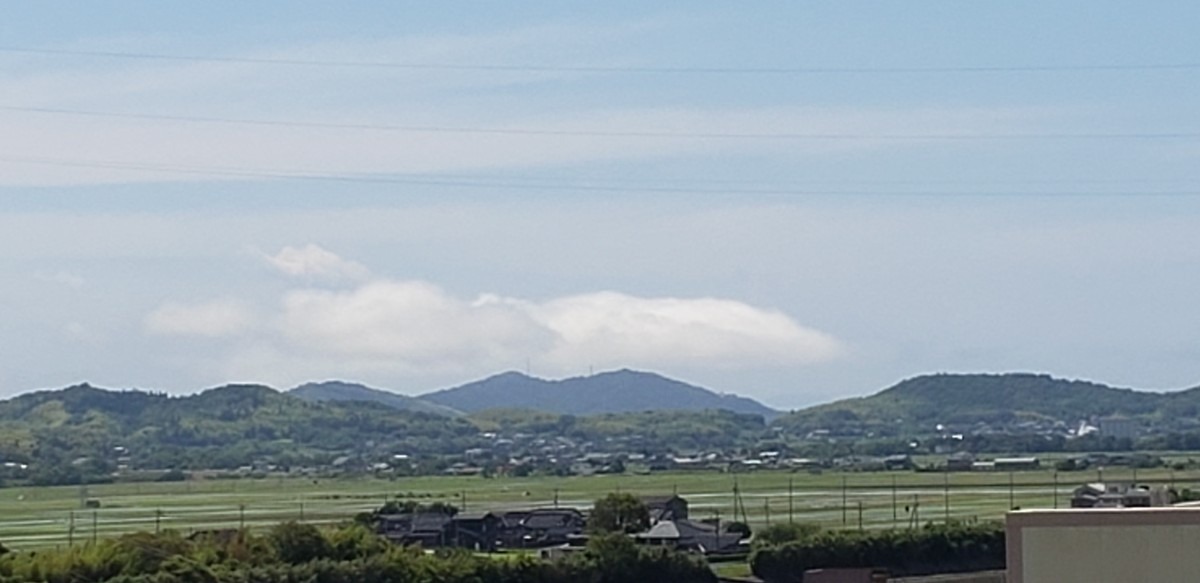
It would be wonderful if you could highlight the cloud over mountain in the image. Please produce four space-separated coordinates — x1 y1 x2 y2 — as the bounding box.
148 246 842 377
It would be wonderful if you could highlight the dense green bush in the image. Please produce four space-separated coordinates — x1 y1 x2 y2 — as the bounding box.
588 493 650 534
0 522 714 583
750 521 1004 583
563 533 717 583
752 522 821 547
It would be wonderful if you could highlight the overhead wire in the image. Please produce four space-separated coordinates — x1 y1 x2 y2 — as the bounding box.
1 46 1198 75
2 105 1197 141
2 47 1196 192
2 155 1198 197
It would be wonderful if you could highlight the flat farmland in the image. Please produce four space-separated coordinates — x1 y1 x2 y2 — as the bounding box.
0 465 1196 549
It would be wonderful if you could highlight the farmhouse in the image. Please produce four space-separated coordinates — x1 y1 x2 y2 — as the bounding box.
634 519 744 555
378 512 454 547
448 511 502 551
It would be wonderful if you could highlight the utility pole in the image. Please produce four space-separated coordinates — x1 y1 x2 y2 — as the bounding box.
788 477 795 524
891 474 898 525
733 478 741 524
943 472 950 523
1053 472 1059 509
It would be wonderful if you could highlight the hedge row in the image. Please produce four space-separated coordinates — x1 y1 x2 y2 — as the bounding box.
750 522 1005 583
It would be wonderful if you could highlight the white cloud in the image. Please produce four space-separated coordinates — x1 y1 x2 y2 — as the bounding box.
278 280 551 370
528 291 842 369
166 273 842 376
145 299 257 338
263 244 370 281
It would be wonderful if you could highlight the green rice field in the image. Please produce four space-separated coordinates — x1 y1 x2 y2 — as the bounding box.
1 462 1196 550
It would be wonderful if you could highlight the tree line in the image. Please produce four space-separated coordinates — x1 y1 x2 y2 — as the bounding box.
0 521 715 583
749 521 1005 583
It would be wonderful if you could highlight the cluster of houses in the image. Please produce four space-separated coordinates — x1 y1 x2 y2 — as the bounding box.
944 453 1041 472
374 494 747 556
378 507 587 551
1070 482 1172 508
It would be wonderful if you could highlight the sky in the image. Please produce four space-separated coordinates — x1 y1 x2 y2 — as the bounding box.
2 2 1200 408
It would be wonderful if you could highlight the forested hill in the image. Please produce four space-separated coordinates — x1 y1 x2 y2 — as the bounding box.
0 383 480 482
419 369 780 419
773 373 1200 435
0 380 776 485
288 381 462 417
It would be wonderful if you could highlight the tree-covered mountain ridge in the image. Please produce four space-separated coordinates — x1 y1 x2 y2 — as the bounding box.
0 378 772 483
289 380 464 417
0 382 483 481
773 372 1200 435
6 371 1200 477
417 369 780 419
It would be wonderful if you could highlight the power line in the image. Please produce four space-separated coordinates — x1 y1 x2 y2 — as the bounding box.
3 105 1197 141
2 154 1199 197
1 46 1198 75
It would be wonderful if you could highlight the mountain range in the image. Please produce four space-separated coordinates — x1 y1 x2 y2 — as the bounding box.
7 371 1200 485
284 369 779 419
9 370 1200 440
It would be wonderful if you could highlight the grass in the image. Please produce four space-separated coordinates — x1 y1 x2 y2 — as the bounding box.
710 560 754 579
0 464 1196 550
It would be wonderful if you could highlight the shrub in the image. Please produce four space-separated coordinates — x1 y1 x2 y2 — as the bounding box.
750 521 1005 583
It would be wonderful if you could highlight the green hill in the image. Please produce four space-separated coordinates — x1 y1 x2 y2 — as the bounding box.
0 383 480 484
288 381 462 417
773 373 1200 436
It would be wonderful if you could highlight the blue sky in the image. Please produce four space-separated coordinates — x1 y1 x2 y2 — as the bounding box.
2 2 1199 407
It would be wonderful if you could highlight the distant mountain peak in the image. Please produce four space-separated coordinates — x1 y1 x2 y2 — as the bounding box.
420 369 778 419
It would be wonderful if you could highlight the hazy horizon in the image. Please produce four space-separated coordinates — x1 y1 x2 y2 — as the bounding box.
10 367 1198 413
